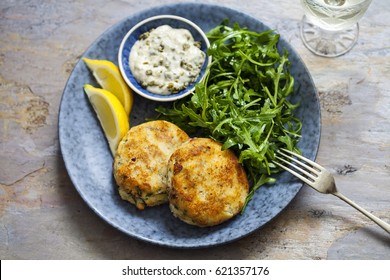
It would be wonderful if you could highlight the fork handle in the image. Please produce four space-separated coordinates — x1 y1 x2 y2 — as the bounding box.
332 191 390 234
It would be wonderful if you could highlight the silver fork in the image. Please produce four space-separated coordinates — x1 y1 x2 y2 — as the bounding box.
273 148 390 234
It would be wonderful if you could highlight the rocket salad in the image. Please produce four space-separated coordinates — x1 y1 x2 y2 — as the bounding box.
156 20 302 210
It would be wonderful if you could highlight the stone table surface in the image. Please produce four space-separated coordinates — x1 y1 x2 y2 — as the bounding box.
1 0 390 260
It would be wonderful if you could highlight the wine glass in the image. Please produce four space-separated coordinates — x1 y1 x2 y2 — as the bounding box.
300 0 372 57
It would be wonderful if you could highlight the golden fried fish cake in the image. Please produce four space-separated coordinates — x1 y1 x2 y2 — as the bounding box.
113 120 189 210
167 138 249 227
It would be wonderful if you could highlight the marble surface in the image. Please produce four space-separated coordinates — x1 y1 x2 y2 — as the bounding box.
1 0 389 259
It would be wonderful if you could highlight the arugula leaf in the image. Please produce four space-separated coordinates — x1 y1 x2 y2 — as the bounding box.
156 20 302 210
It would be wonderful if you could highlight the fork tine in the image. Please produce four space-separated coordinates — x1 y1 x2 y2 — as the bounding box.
274 154 318 181
280 148 323 170
277 150 319 175
272 148 322 186
273 160 315 186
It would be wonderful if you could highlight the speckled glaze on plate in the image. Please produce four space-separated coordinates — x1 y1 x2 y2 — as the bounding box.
58 3 321 248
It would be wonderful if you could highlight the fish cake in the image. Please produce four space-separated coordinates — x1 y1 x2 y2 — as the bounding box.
113 120 189 210
167 138 249 227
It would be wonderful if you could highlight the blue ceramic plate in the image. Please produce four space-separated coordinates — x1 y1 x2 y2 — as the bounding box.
59 3 321 248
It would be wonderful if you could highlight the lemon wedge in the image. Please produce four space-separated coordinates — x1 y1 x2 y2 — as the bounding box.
83 58 133 115
84 84 129 156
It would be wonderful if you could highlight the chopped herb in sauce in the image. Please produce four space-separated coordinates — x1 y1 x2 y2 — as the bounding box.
129 25 206 95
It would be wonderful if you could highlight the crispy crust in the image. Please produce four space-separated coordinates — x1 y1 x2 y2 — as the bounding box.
113 120 189 210
167 138 249 227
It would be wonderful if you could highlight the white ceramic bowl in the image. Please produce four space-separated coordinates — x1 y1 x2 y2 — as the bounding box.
118 15 211 102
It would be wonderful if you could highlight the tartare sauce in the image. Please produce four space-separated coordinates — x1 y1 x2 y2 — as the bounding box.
129 25 206 95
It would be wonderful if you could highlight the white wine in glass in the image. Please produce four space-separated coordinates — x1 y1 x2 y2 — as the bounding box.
300 0 372 57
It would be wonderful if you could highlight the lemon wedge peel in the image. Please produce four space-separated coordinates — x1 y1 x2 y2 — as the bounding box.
82 58 133 115
83 84 129 156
